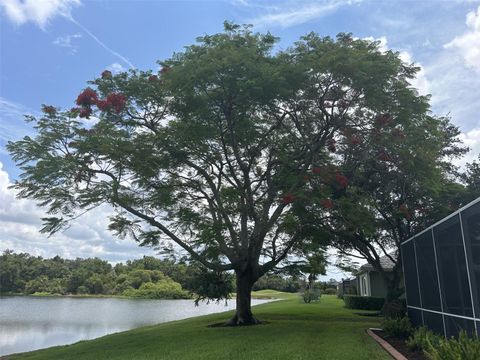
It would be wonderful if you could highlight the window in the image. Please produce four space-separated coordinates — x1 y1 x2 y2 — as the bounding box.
361 275 368 296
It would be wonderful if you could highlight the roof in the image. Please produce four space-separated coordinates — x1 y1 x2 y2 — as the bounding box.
358 254 396 273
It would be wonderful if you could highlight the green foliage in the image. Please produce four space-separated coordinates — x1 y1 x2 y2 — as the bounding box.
0 250 190 299
381 317 413 339
122 281 190 299
303 288 321 303
343 295 384 310
252 274 303 293
381 299 406 319
406 326 442 352
424 331 480 360
323 288 337 295
185 267 235 305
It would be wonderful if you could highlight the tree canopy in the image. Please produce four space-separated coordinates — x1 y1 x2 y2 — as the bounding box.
7 23 465 324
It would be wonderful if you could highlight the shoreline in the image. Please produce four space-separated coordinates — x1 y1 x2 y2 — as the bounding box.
2 294 388 360
1 293 280 358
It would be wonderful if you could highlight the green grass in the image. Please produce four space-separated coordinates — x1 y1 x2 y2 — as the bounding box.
8 292 390 360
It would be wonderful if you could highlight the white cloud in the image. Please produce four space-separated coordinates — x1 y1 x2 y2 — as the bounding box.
423 45 480 133
397 50 431 96
107 62 126 74
363 36 431 96
0 0 80 29
0 161 158 262
444 6 480 72
247 0 362 28
52 33 82 53
455 127 480 168
363 35 388 52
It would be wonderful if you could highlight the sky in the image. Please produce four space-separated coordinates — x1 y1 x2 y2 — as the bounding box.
0 0 479 280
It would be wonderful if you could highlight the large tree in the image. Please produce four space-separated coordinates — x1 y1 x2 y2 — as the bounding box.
8 24 432 324
310 107 468 301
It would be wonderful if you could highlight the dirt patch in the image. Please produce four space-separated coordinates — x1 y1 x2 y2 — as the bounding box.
207 321 270 328
354 311 382 317
372 329 427 360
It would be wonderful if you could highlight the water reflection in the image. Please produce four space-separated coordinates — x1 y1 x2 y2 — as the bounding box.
0 296 270 356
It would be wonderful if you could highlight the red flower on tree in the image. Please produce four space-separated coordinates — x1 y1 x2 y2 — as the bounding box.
377 150 391 162
76 88 98 107
312 166 322 174
96 93 127 113
101 70 112 79
399 203 412 219
160 66 171 74
106 93 127 113
375 113 391 127
43 105 56 116
326 139 336 153
79 108 92 119
350 134 361 145
335 172 348 188
320 198 334 209
281 193 296 204
338 100 348 109
96 99 110 111
391 128 405 139
148 75 159 82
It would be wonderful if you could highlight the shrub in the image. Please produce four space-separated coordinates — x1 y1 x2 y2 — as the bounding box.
303 289 321 303
123 280 190 299
381 299 406 319
382 317 413 339
76 285 88 294
424 330 480 360
343 295 384 310
323 288 336 295
406 326 442 352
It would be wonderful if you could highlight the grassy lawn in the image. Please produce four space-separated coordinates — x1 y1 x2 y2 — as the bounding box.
8 292 390 360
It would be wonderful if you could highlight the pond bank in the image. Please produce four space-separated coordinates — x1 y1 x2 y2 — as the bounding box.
6 292 391 360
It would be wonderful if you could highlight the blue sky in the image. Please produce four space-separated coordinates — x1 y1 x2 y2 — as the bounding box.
0 0 479 278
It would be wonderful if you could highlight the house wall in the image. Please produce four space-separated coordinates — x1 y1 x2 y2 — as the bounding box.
369 271 388 298
357 271 395 298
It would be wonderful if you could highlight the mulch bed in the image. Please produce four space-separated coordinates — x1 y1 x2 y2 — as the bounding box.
371 329 427 360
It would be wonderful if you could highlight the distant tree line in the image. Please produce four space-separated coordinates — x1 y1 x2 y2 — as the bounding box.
0 250 193 298
0 250 306 298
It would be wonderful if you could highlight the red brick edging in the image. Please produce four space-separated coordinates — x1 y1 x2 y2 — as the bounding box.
367 328 408 360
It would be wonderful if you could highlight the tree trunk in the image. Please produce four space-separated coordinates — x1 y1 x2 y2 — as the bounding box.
384 266 404 302
227 270 259 326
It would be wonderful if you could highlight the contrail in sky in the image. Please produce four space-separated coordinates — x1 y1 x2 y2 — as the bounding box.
67 15 135 69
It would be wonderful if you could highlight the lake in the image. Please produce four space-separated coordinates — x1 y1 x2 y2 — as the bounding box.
0 296 270 356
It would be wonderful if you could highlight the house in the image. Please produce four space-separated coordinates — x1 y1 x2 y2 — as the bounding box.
337 278 357 297
356 255 398 298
